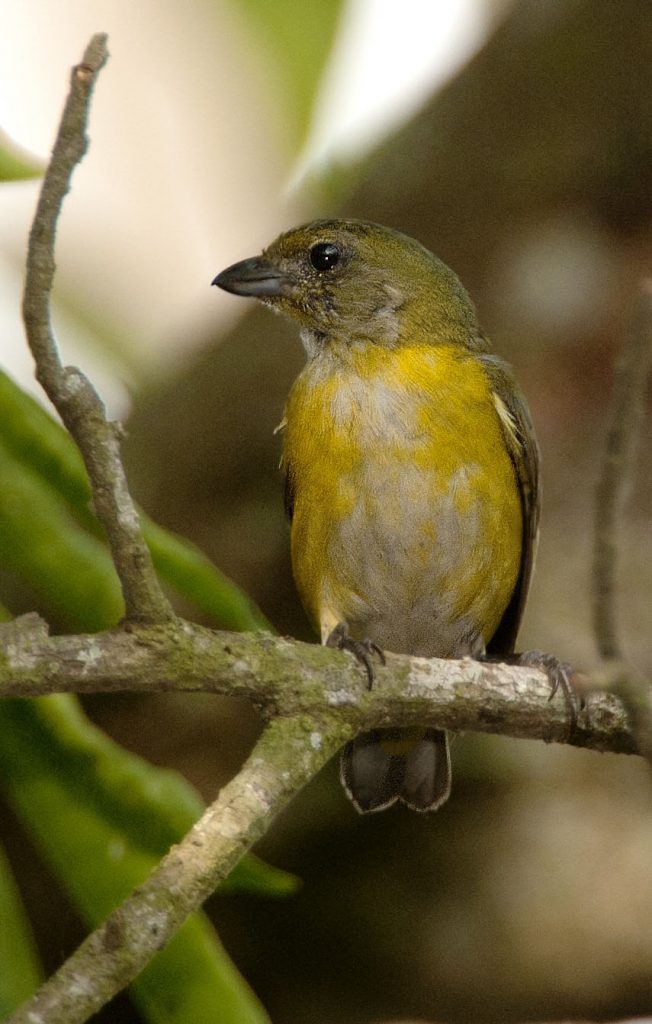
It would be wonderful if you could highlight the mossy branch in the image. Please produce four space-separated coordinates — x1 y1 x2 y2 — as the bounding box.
0 607 637 1024
0 613 634 755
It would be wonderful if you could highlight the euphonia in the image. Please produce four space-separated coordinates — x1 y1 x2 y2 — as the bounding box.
213 219 540 814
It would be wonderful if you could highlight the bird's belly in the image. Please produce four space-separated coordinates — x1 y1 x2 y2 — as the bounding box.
284 346 523 659
291 443 522 659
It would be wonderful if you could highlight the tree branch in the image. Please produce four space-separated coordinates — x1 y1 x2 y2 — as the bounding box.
592 280 652 660
0 611 636 1024
591 281 652 760
21 34 173 625
5 714 345 1024
0 613 634 755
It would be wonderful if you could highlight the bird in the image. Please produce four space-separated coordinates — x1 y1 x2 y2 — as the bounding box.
213 218 542 814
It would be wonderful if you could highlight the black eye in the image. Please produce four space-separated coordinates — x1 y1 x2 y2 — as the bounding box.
309 242 340 272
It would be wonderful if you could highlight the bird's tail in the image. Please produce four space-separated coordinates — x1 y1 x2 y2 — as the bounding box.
340 728 451 813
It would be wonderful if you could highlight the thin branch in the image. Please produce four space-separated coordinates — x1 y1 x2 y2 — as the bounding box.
6 714 345 1024
21 34 173 625
591 281 652 761
592 280 652 660
0 614 635 754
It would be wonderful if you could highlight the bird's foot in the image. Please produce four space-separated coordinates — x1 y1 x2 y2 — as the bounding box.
326 623 385 689
513 650 585 734
479 650 585 735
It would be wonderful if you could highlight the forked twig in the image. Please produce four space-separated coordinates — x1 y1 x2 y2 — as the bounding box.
21 33 173 624
7 714 343 1024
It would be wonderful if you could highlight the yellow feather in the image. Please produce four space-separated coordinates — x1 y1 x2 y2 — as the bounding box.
282 343 522 658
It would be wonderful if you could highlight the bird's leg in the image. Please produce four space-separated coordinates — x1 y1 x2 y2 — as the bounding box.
326 622 385 689
481 650 584 733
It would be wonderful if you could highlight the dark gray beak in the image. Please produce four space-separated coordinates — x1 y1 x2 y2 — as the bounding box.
212 256 290 298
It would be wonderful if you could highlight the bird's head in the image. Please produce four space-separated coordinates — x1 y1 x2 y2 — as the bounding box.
213 219 481 352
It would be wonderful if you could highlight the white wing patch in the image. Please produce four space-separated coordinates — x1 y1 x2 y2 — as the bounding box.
493 394 521 453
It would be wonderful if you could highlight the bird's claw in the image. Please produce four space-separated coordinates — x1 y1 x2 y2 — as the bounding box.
516 649 585 733
326 624 385 689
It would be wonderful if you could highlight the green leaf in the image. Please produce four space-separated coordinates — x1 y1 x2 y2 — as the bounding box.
0 129 43 181
144 519 271 632
0 372 92 511
0 693 297 899
0 370 271 631
234 0 344 149
136 920 269 1024
0 696 204 856
0 696 270 1023
0 843 43 1016
0 437 124 631
219 846 300 897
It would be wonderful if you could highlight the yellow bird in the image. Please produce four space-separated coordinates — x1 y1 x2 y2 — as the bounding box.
214 219 540 813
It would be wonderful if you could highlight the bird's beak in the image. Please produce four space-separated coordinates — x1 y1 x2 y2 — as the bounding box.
212 256 290 298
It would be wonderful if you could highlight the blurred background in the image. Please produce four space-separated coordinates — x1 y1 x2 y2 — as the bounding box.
1 1 652 1022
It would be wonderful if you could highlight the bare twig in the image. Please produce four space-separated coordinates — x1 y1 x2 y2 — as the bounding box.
0 614 635 755
6 714 345 1024
21 34 173 625
592 281 652 659
591 282 652 760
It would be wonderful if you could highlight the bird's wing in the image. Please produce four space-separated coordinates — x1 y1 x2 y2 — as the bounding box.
479 353 541 655
283 463 295 521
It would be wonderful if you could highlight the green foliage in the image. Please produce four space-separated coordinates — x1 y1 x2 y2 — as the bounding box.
0 436 124 630
144 519 271 633
0 128 43 181
0 374 295 1020
0 695 273 1023
0 843 43 1016
0 694 297 896
0 370 271 631
234 0 344 149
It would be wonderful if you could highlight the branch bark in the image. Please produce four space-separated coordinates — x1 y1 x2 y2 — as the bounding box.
21 33 173 625
0 613 634 755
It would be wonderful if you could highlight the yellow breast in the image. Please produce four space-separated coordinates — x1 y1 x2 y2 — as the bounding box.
282 342 522 658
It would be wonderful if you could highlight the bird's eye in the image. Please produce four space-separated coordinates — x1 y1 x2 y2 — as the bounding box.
309 242 340 272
